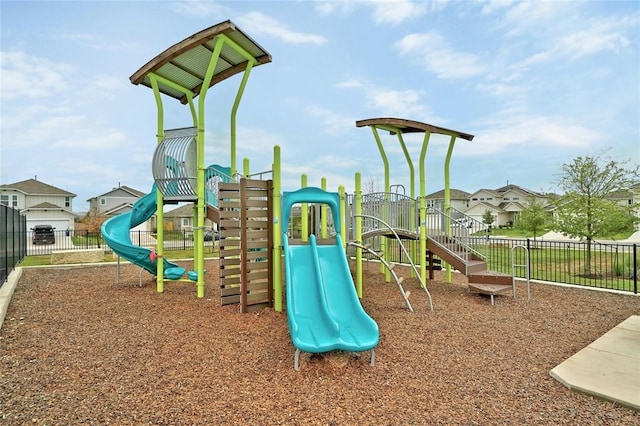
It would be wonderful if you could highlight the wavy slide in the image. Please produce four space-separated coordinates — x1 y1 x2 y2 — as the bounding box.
282 188 379 368
101 185 182 277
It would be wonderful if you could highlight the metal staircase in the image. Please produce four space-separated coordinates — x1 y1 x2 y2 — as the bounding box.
355 193 515 304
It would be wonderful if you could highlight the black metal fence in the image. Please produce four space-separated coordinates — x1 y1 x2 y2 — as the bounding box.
381 237 639 294
1 205 27 287
25 229 218 256
18 227 640 294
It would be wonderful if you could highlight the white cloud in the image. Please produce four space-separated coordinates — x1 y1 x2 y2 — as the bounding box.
467 113 603 157
173 0 230 17
306 105 355 134
314 0 356 16
395 32 485 79
237 12 327 46
370 0 428 25
0 51 73 100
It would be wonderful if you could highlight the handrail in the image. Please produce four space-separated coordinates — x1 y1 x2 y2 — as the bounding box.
347 241 414 312
354 214 433 311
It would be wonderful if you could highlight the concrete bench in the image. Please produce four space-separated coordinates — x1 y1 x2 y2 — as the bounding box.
51 249 104 265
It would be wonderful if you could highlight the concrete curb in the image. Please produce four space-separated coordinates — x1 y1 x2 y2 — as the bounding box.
0 267 22 331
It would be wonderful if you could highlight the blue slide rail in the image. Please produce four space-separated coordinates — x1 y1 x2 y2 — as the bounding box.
282 187 379 370
101 185 183 277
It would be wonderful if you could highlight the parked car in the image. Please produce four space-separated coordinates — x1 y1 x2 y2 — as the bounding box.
204 230 220 241
31 224 56 244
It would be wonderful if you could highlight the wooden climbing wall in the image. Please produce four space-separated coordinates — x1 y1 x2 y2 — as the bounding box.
218 178 273 312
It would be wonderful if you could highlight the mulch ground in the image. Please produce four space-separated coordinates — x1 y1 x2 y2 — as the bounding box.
1 259 639 425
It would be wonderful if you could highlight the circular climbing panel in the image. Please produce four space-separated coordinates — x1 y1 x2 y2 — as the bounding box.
152 127 198 201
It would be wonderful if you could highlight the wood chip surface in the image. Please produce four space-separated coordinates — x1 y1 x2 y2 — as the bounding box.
1 260 638 425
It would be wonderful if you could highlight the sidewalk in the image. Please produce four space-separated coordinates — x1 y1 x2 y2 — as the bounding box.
540 230 640 244
550 315 640 411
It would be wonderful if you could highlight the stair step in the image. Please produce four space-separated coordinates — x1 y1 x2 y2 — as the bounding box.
468 271 512 286
468 282 514 305
468 282 513 294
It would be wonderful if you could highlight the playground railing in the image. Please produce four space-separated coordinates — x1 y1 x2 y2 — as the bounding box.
23 229 218 257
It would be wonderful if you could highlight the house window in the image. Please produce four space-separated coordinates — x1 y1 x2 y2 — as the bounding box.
472 198 478 201
65 196 70 207
487 197 493 200
0 195 7 206
513 197 520 200
11 195 17 208
181 218 190 227
100 198 106 205
504 197 510 201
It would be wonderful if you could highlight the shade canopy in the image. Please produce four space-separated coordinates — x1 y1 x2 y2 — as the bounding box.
130 20 272 104
355 117 474 141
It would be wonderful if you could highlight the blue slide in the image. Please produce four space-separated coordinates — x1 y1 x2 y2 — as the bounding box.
282 188 379 366
101 185 183 277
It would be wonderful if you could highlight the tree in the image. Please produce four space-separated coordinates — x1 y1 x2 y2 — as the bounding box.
482 209 495 239
519 197 550 241
364 176 381 194
553 153 639 276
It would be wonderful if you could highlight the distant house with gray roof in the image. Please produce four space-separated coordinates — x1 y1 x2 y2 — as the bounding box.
87 184 146 216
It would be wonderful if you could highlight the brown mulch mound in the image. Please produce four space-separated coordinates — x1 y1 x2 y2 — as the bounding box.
1 260 638 425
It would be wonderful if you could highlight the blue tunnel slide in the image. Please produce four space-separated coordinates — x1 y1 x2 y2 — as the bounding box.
101 185 182 277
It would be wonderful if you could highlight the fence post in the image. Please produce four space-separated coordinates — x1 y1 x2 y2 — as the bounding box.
634 243 637 294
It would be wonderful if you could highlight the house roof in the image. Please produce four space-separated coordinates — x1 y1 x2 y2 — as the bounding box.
493 184 542 196
426 189 471 199
0 178 75 197
24 202 65 209
164 204 195 218
88 185 146 201
103 203 135 216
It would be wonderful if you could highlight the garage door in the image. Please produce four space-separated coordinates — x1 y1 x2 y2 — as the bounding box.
27 220 70 231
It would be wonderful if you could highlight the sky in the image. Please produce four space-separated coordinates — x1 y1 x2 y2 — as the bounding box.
1 0 639 213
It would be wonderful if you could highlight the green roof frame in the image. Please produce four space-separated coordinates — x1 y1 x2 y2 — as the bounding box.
130 20 271 104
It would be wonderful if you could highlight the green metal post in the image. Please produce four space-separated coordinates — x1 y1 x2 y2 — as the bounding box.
370 126 391 280
321 177 327 238
355 172 363 298
243 158 250 177
419 132 432 284
190 37 226 298
230 58 255 178
149 74 165 294
273 146 282 311
301 174 308 242
339 185 346 249
396 132 417 277
444 134 457 284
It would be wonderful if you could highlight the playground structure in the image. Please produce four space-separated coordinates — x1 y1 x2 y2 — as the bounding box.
101 20 521 368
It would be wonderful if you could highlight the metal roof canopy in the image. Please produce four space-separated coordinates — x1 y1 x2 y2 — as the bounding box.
355 117 474 141
130 20 272 104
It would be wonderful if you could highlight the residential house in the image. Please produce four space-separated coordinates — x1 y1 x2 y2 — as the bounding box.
425 189 471 214
609 182 640 230
464 184 550 227
163 204 216 233
87 184 153 232
0 178 76 231
87 184 146 217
